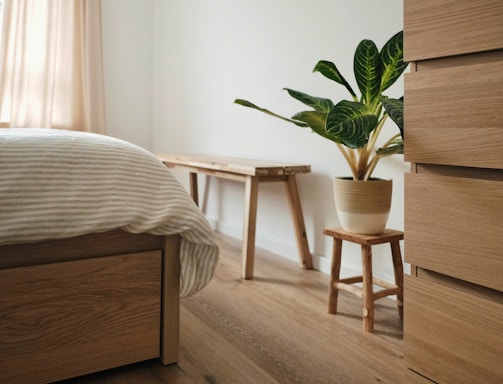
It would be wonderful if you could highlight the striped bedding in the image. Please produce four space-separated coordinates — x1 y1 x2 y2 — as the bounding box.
0 128 219 297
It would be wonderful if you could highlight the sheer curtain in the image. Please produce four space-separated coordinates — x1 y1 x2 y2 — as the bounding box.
0 0 105 133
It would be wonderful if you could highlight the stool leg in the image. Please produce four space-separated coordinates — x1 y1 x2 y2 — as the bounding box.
390 241 404 320
361 244 374 332
328 238 342 314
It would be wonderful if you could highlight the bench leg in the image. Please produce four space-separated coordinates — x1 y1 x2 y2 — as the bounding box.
242 175 259 279
189 172 199 206
200 175 211 215
284 175 312 269
361 245 374 332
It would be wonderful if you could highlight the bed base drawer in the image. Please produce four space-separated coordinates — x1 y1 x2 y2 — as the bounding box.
0 251 162 384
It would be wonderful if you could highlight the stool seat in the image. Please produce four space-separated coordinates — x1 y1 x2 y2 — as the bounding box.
323 228 404 332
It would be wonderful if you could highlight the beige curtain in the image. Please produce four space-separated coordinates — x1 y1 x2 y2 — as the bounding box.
0 0 106 133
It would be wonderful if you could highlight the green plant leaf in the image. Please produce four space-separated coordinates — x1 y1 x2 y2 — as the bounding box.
234 30 405 181
313 60 357 99
233 99 308 127
381 97 403 137
325 100 378 148
284 88 334 112
379 31 408 93
291 110 327 130
354 39 380 108
289 110 341 142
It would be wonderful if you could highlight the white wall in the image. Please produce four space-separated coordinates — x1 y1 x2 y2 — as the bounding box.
107 0 408 282
101 0 154 149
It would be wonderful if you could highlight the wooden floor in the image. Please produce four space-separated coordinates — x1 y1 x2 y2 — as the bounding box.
61 233 405 384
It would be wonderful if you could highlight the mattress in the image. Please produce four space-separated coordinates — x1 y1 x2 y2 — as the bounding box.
0 128 219 297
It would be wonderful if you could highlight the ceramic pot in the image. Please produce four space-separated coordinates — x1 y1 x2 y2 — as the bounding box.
333 177 392 235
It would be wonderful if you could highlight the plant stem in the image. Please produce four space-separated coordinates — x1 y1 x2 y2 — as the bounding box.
366 114 388 157
380 133 401 149
364 131 403 181
356 146 368 180
363 154 381 181
336 143 359 180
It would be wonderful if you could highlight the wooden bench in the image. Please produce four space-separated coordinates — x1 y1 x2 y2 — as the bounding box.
156 153 313 279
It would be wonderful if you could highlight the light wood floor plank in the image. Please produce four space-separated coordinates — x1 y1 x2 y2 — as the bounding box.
60 233 405 384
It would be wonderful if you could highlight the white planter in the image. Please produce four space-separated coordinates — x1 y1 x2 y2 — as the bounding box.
333 177 392 235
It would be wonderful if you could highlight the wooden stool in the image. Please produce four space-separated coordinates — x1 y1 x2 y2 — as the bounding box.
323 228 404 332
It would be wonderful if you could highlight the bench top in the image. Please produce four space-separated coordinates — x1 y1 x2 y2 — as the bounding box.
156 153 311 176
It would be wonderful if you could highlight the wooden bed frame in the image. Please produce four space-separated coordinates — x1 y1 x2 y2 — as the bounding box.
0 229 181 384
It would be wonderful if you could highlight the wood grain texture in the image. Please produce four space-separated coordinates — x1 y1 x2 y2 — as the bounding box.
323 228 404 245
156 153 311 177
61 233 405 384
405 173 503 291
0 251 162 384
404 2 503 382
0 229 163 269
404 60 503 169
157 153 313 279
405 275 503 384
404 0 503 61
324 228 404 332
414 50 503 72
242 175 259 279
284 175 312 269
416 268 501 304
161 235 181 365
404 368 437 384
415 163 503 182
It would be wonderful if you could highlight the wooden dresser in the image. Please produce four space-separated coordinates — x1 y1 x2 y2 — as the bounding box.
403 1 503 383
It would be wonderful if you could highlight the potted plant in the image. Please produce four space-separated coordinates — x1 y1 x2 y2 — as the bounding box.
234 30 406 234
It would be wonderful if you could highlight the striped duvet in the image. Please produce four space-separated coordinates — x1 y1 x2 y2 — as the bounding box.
0 128 219 297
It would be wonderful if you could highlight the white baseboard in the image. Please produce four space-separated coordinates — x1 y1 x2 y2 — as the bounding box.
211 217 359 278
211 217 405 303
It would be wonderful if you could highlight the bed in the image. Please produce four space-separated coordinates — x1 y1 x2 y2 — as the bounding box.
0 128 219 384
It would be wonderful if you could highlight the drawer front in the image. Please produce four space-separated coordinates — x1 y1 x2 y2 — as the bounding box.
404 60 503 169
405 173 503 291
0 251 162 384
405 276 503 384
404 0 503 61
